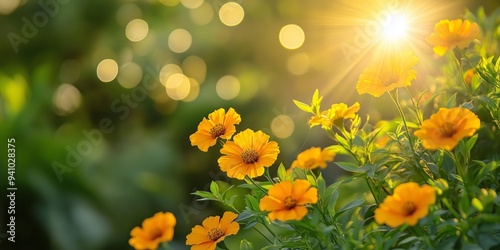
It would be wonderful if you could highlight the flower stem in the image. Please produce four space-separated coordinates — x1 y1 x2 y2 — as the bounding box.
245 176 268 194
264 168 275 184
389 90 430 181
259 218 282 244
253 227 274 244
365 178 379 204
452 51 475 97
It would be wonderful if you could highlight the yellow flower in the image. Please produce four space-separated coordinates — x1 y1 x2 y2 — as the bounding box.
374 182 436 228
328 102 360 123
308 102 360 128
129 212 176 250
190 108 241 152
357 51 418 97
186 211 239 250
259 179 318 221
291 147 335 170
426 19 480 56
308 111 331 128
218 129 279 180
414 107 480 151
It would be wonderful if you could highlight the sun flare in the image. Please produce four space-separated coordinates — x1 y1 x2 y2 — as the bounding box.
383 12 409 41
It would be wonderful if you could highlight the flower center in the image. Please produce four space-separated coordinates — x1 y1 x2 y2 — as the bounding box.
206 227 224 242
210 124 225 138
241 149 259 164
303 159 316 170
439 122 456 138
385 73 400 86
283 196 297 209
402 201 417 216
150 228 163 241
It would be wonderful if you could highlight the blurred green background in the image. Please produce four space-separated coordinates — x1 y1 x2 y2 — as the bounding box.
0 0 499 249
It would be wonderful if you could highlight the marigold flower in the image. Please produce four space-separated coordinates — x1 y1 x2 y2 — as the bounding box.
328 102 360 123
374 182 436 228
291 147 335 170
308 111 331 128
129 212 176 250
259 179 318 221
464 68 475 85
356 51 418 97
186 211 239 250
190 108 241 152
426 19 480 56
414 107 480 151
375 135 391 149
218 129 279 179
308 102 360 128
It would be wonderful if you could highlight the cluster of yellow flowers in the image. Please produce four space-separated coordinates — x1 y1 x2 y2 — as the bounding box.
128 17 486 250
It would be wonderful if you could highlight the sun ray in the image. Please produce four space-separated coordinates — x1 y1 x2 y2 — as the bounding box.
300 0 468 103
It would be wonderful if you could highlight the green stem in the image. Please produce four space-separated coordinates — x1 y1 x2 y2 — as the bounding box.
410 225 434 248
225 203 240 214
389 90 430 181
452 51 475 97
259 219 282 244
442 198 462 219
160 242 173 250
264 168 275 184
245 176 268 194
252 227 274 244
365 177 379 204
404 87 423 125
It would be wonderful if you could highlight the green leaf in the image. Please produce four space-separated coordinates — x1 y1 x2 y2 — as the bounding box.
459 193 471 216
311 89 324 115
293 100 313 113
334 198 364 219
420 91 444 110
236 210 255 222
210 181 219 196
244 194 260 211
465 134 478 152
334 133 350 148
404 122 419 129
446 92 457 108
307 175 316 186
317 173 326 197
277 163 286 181
326 145 350 155
336 162 366 173
192 190 217 200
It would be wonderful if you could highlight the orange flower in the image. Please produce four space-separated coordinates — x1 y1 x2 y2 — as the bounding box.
374 182 436 227
259 179 318 221
464 68 475 85
414 107 480 150
218 129 279 180
374 135 391 149
186 211 239 250
129 212 176 250
190 108 241 152
427 19 480 56
291 147 335 170
357 51 418 97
